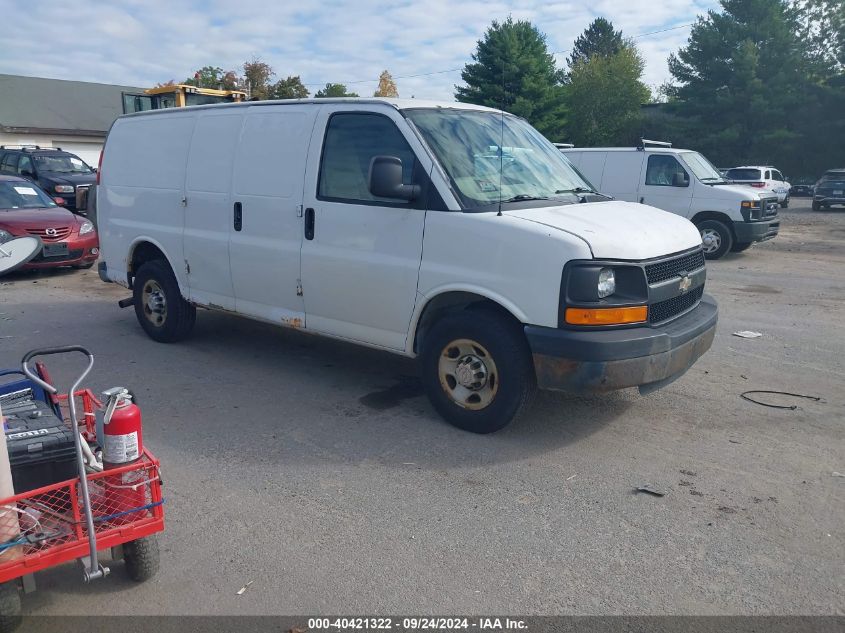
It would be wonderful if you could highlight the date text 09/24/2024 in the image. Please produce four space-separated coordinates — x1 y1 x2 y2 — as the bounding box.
307 618 528 630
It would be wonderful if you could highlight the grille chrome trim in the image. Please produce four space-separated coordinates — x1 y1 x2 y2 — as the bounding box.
644 248 706 285
26 227 71 242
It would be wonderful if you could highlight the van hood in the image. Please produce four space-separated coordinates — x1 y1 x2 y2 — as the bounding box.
505 201 701 260
703 183 773 200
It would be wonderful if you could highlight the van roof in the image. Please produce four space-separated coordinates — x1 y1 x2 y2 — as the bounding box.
117 97 503 119
561 147 690 154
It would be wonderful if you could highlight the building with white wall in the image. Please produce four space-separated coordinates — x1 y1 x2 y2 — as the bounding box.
0 74 144 165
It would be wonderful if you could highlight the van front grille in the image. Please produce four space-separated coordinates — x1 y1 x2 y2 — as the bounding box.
649 285 704 324
644 249 706 285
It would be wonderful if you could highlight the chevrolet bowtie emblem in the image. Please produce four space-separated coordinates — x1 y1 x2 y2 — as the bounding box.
679 275 692 293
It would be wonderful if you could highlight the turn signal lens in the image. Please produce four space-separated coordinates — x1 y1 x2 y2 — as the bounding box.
565 306 648 325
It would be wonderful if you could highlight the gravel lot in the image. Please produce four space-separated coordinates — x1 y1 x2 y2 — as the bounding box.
0 199 842 617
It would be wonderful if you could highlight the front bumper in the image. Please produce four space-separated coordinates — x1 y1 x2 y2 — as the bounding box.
814 194 845 206
733 218 779 243
525 294 717 393
21 234 99 269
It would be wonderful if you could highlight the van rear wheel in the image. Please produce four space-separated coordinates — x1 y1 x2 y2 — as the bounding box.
133 259 196 343
421 309 536 434
697 220 733 260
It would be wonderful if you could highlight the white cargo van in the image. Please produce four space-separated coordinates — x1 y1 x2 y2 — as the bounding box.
562 145 780 259
97 99 717 433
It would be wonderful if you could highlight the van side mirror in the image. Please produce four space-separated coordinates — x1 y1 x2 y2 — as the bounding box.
21 170 35 179
672 172 689 187
368 156 420 201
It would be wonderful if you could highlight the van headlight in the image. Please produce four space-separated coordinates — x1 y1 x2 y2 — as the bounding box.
597 268 615 298
79 221 95 235
54 185 75 194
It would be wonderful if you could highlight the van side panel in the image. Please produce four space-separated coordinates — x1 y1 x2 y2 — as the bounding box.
417 212 592 333
599 152 643 202
183 111 243 309
229 105 317 323
100 113 196 289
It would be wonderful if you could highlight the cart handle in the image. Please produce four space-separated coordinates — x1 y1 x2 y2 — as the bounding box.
21 346 94 396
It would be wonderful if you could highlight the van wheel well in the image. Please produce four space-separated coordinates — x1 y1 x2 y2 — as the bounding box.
413 292 522 354
690 211 736 239
129 242 168 287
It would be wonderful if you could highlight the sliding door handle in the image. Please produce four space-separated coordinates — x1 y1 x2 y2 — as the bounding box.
304 207 315 240
233 201 243 231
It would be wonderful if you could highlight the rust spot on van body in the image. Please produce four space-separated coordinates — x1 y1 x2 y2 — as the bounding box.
282 316 303 328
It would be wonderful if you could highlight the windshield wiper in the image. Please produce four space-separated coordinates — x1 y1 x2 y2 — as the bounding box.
502 194 550 202
556 187 613 200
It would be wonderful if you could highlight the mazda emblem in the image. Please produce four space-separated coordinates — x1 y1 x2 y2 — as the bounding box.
45 228 57 236
679 275 692 293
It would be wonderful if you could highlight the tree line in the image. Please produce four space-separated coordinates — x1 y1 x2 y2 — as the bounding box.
164 0 842 179
161 61 398 99
457 0 843 179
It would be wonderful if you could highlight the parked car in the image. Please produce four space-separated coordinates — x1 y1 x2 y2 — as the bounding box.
790 180 815 197
812 168 845 210
0 175 99 271
562 145 780 259
0 146 96 214
97 99 717 434
723 166 791 208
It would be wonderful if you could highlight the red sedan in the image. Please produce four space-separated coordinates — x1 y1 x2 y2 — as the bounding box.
0 175 98 271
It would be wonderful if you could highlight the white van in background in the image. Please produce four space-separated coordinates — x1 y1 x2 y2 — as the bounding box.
562 143 780 259
97 100 717 433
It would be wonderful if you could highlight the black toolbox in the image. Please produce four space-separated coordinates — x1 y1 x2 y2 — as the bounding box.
1 387 77 493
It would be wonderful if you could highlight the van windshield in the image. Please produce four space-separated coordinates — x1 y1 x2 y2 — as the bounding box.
405 109 594 210
681 151 725 182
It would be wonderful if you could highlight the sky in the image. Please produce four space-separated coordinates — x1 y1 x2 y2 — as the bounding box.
0 0 719 99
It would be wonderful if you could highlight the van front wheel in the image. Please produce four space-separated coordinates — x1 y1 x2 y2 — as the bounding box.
421 310 536 434
133 260 196 343
697 220 733 260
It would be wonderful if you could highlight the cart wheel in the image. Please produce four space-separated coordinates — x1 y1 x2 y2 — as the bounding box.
123 536 160 582
0 582 21 633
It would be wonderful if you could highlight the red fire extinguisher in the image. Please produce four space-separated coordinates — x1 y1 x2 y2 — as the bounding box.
101 388 144 523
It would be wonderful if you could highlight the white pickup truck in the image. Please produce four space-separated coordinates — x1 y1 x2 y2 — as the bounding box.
97 99 717 433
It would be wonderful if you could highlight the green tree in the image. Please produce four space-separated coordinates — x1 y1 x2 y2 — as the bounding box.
566 18 624 68
314 83 359 97
455 17 566 138
374 70 399 97
184 66 236 89
243 58 274 100
566 45 651 146
797 0 845 71
664 0 819 172
270 76 310 99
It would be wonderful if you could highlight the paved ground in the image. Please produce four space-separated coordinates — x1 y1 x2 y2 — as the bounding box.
1 199 842 616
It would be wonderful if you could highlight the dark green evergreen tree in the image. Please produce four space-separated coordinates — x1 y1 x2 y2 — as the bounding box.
455 17 566 139
566 18 624 68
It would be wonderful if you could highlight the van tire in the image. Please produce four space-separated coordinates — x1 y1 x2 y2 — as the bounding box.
731 241 753 253
420 310 536 434
133 259 195 343
812 201 821 211
697 219 733 260
780 197 789 209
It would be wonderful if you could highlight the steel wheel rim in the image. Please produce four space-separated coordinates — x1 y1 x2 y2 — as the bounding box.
700 228 721 253
438 338 499 410
142 279 167 327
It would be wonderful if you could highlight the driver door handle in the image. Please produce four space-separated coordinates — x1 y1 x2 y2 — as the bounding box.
304 208 315 240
